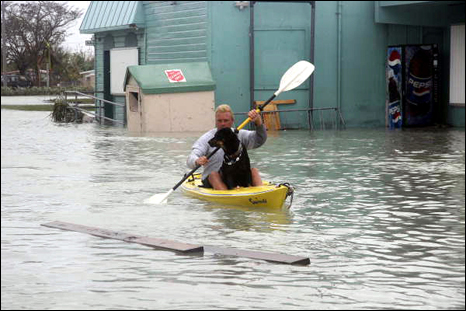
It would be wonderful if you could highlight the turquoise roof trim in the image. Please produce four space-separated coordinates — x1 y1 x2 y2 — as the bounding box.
80 1 145 34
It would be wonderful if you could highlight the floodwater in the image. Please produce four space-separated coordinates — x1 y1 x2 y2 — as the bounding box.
2 98 465 309
0 95 55 105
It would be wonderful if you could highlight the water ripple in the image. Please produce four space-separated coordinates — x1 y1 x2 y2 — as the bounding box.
2 110 465 309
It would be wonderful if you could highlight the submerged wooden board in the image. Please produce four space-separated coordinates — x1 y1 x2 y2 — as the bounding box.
42 221 310 265
204 246 310 266
41 221 204 253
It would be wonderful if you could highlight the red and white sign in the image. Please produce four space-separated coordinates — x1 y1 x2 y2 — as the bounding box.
164 69 186 83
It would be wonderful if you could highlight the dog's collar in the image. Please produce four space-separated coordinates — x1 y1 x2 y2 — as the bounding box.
224 143 243 166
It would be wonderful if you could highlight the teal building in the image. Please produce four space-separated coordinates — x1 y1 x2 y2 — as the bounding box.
80 1 465 128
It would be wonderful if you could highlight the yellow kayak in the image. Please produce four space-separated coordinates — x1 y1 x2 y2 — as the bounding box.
181 173 294 209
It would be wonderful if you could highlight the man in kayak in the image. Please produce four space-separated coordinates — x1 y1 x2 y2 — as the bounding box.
187 104 267 190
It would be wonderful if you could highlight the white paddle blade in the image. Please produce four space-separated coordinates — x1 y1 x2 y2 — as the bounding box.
275 60 315 96
144 189 173 204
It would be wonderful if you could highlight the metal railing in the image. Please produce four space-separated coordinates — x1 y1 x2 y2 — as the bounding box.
64 91 125 125
62 91 345 130
235 107 346 130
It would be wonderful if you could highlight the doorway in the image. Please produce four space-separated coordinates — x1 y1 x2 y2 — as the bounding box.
250 1 315 129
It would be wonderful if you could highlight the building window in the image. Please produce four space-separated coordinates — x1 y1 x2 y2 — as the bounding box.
125 33 138 47
129 92 139 112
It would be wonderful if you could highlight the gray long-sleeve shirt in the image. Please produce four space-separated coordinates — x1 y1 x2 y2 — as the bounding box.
187 125 267 180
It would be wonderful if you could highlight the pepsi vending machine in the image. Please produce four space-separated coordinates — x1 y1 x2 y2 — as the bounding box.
386 44 439 128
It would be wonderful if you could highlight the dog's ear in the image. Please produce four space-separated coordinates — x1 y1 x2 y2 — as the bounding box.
208 137 217 147
234 128 239 134
208 135 224 148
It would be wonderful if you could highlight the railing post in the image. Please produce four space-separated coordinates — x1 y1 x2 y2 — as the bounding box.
99 98 103 125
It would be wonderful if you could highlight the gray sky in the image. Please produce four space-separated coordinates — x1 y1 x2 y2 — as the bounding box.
61 1 92 53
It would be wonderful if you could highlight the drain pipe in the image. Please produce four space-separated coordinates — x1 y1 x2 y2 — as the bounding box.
336 1 342 129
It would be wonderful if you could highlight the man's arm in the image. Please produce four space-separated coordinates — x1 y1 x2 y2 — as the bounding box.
239 110 267 149
186 130 214 169
187 143 207 169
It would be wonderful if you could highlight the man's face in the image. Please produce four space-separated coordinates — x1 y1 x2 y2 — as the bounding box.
215 112 234 130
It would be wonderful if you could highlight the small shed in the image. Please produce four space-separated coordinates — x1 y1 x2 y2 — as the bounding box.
124 62 216 132
79 70 95 88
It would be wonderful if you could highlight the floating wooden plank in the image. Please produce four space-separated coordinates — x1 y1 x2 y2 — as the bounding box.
41 221 204 254
204 245 310 266
41 221 310 265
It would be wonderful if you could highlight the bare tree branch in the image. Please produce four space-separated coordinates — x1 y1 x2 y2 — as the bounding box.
4 1 82 85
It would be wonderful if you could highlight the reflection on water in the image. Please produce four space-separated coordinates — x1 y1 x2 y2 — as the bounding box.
202 203 293 232
1 108 465 309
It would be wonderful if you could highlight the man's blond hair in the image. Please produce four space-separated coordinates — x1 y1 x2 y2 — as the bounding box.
215 104 234 120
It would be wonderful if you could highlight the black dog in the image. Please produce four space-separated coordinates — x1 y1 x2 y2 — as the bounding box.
208 128 252 189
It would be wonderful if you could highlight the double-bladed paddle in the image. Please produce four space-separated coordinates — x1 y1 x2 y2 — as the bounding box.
144 60 315 204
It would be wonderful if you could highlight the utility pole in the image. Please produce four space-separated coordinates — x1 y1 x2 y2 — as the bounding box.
45 41 50 87
2 1 7 87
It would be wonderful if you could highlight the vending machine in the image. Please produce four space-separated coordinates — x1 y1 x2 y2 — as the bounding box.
386 44 439 128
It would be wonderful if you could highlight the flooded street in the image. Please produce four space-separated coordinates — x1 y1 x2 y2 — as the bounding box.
1 102 465 309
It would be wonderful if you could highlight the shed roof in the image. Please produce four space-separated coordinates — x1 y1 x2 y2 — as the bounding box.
80 1 145 34
124 62 216 94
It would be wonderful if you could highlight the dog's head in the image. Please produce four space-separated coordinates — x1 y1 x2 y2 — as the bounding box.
208 128 240 155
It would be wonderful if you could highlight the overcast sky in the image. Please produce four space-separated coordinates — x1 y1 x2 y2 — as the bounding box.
61 1 92 53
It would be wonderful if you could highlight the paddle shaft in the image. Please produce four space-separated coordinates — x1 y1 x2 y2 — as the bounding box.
171 97 276 192
236 94 276 130
171 147 220 191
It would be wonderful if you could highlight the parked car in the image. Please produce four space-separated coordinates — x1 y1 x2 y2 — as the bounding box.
1 74 33 88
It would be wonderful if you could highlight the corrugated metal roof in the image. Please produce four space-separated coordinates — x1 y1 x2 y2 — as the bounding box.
80 1 145 34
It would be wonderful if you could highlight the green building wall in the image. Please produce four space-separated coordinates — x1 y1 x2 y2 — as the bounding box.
208 1 463 128
314 1 388 128
90 1 464 128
